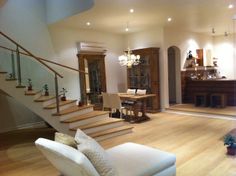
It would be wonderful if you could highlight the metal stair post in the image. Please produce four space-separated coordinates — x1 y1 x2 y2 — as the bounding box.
16 46 23 87
11 51 16 79
54 74 60 114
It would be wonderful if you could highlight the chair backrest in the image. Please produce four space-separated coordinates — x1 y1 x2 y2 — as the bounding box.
127 89 136 95
35 138 99 176
109 93 122 109
102 92 110 109
136 89 146 95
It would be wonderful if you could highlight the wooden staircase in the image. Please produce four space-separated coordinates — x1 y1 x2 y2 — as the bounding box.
0 72 133 141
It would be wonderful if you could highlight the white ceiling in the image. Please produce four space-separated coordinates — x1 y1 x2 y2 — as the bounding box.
57 0 236 36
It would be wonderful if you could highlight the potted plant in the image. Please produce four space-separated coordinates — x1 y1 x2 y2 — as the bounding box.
43 84 49 96
27 78 33 91
224 134 236 155
60 88 67 101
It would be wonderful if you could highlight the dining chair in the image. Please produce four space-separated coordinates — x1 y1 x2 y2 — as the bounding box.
101 92 110 111
109 93 127 118
127 88 136 95
136 89 147 95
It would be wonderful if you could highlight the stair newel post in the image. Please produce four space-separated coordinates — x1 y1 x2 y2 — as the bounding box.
16 45 22 87
11 51 16 79
54 73 60 114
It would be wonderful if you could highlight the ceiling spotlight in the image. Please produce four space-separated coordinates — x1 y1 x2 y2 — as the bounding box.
125 27 129 32
86 22 91 26
167 17 172 22
129 9 134 13
212 28 215 34
228 4 234 9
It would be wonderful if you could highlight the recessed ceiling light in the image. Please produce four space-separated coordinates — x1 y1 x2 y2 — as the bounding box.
228 4 234 9
86 22 91 26
167 17 172 22
129 9 134 13
125 27 129 32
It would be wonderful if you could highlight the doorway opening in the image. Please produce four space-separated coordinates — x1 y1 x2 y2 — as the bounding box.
167 46 181 105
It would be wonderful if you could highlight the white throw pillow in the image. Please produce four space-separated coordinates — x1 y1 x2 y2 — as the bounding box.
75 129 117 176
127 89 136 95
55 132 78 149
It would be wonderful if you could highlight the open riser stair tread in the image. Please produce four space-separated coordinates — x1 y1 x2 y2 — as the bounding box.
25 90 42 96
71 118 124 131
63 111 109 123
53 105 94 116
5 78 17 81
0 71 7 74
44 100 77 109
89 126 133 138
34 95 56 102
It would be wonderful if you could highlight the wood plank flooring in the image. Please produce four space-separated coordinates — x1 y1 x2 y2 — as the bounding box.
168 104 236 117
1 112 236 176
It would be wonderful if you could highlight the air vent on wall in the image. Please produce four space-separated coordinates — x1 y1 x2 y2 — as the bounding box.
77 42 107 53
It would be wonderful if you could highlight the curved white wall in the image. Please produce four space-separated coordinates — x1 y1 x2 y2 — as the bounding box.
46 0 94 24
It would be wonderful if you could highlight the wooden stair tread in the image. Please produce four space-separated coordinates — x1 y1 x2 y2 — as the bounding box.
53 105 94 116
0 71 7 74
34 95 55 102
71 118 123 131
44 100 77 109
25 90 41 96
16 85 26 88
89 126 133 138
5 78 17 81
63 111 109 123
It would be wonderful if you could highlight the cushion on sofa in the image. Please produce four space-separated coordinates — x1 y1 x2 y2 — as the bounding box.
55 132 78 148
35 138 99 176
75 129 117 176
106 142 176 176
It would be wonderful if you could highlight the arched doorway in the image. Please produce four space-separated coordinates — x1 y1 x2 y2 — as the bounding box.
167 46 181 105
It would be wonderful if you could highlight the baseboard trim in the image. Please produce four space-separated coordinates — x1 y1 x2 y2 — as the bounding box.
0 121 47 133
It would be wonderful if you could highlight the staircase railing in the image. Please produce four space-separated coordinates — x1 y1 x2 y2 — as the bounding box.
0 31 86 114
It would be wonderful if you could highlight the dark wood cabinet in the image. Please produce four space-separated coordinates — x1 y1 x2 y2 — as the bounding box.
127 47 160 112
77 52 106 106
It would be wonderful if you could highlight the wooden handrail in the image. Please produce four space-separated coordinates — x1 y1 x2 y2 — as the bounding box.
0 31 63 78
0 45 87 74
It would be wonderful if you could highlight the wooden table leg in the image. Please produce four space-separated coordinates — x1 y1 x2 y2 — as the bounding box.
130 99 150 123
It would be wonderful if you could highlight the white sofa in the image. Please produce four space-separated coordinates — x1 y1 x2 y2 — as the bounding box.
35 138 176 176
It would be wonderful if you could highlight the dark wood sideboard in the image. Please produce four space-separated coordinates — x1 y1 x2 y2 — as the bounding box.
182 75 236 106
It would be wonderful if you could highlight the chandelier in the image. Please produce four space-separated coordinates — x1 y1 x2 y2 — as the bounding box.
118 48 140 67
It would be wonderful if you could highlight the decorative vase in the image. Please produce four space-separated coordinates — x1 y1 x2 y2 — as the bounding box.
78 101 83 107
227 146 236 155
28 86 33 91
44 91 49 96
61 96 66 101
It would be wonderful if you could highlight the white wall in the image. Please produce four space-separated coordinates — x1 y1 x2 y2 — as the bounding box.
127 27 213 109
0 0 55 58
163 28 213 108
46 0 94 24
0 0 57 132
48 25 126 99
0 90 43 133
126 27 167 110
213 35 235 79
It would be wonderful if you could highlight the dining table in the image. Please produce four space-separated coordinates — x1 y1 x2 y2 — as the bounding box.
118 93 156 123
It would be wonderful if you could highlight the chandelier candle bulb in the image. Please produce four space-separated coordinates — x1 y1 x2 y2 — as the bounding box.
118 48 140 67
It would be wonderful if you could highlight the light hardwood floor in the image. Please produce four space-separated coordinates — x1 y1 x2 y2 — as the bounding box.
1 112 236 176
168 104 236 117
